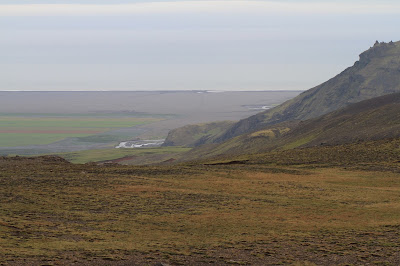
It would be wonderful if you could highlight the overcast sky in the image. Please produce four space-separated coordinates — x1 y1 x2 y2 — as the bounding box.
1 0 399 91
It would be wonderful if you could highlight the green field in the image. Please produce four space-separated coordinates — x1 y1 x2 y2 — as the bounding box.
0 115 162 147
0 133 94 147
0 117 155 128
58 146 191 164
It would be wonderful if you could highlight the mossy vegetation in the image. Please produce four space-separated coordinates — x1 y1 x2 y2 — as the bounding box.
163 121 234 147
0 137 399 264
178 92 400 162
249 127 291 138
282 135 316 150
57 146 191 164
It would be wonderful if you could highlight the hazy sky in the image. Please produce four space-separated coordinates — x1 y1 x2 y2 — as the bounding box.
1 0 399 91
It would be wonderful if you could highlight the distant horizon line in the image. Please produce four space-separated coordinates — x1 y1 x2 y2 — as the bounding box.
0 89 305 92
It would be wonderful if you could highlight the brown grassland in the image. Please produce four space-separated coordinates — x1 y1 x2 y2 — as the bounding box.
0 139 400 265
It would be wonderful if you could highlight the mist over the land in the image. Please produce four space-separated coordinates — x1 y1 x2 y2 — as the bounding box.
1 0 399 91
0 90 300 155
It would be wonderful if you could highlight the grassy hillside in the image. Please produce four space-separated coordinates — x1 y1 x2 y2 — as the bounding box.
179 92 400 161
164 41 400 146
278 91 400 148
1 138 399 265
57 146 191 164
57 89 400 165
1 121 397 266
179 121 298 160
216 41 400 142
162 121 234 147
207 138 400 172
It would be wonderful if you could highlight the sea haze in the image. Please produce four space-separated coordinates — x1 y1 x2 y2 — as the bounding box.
0 90 301 155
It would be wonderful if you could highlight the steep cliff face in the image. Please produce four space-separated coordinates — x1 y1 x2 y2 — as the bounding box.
215 41 400 143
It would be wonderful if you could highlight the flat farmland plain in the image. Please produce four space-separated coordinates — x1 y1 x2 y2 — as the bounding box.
0 91 301 156
59 146 191 164
0 116 161 147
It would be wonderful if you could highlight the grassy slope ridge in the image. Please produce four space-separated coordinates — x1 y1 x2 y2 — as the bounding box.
165 41 400 148
181 92 400 161
58 146 191 164
215 41 400 142
162 121 234 147
277 91 400 148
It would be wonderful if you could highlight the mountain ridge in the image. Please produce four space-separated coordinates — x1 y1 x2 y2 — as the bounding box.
176 91 400 162
163 40 400 148
215 40 400 143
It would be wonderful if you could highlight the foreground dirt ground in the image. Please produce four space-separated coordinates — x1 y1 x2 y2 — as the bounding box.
0 155 399 265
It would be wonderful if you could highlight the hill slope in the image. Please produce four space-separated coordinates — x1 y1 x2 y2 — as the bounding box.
164 41 400 148
180 92 400 161
215 41 400 142
162 121 234 147
1 138 400 264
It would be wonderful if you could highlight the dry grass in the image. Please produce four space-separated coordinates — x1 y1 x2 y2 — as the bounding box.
0 156 399 265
